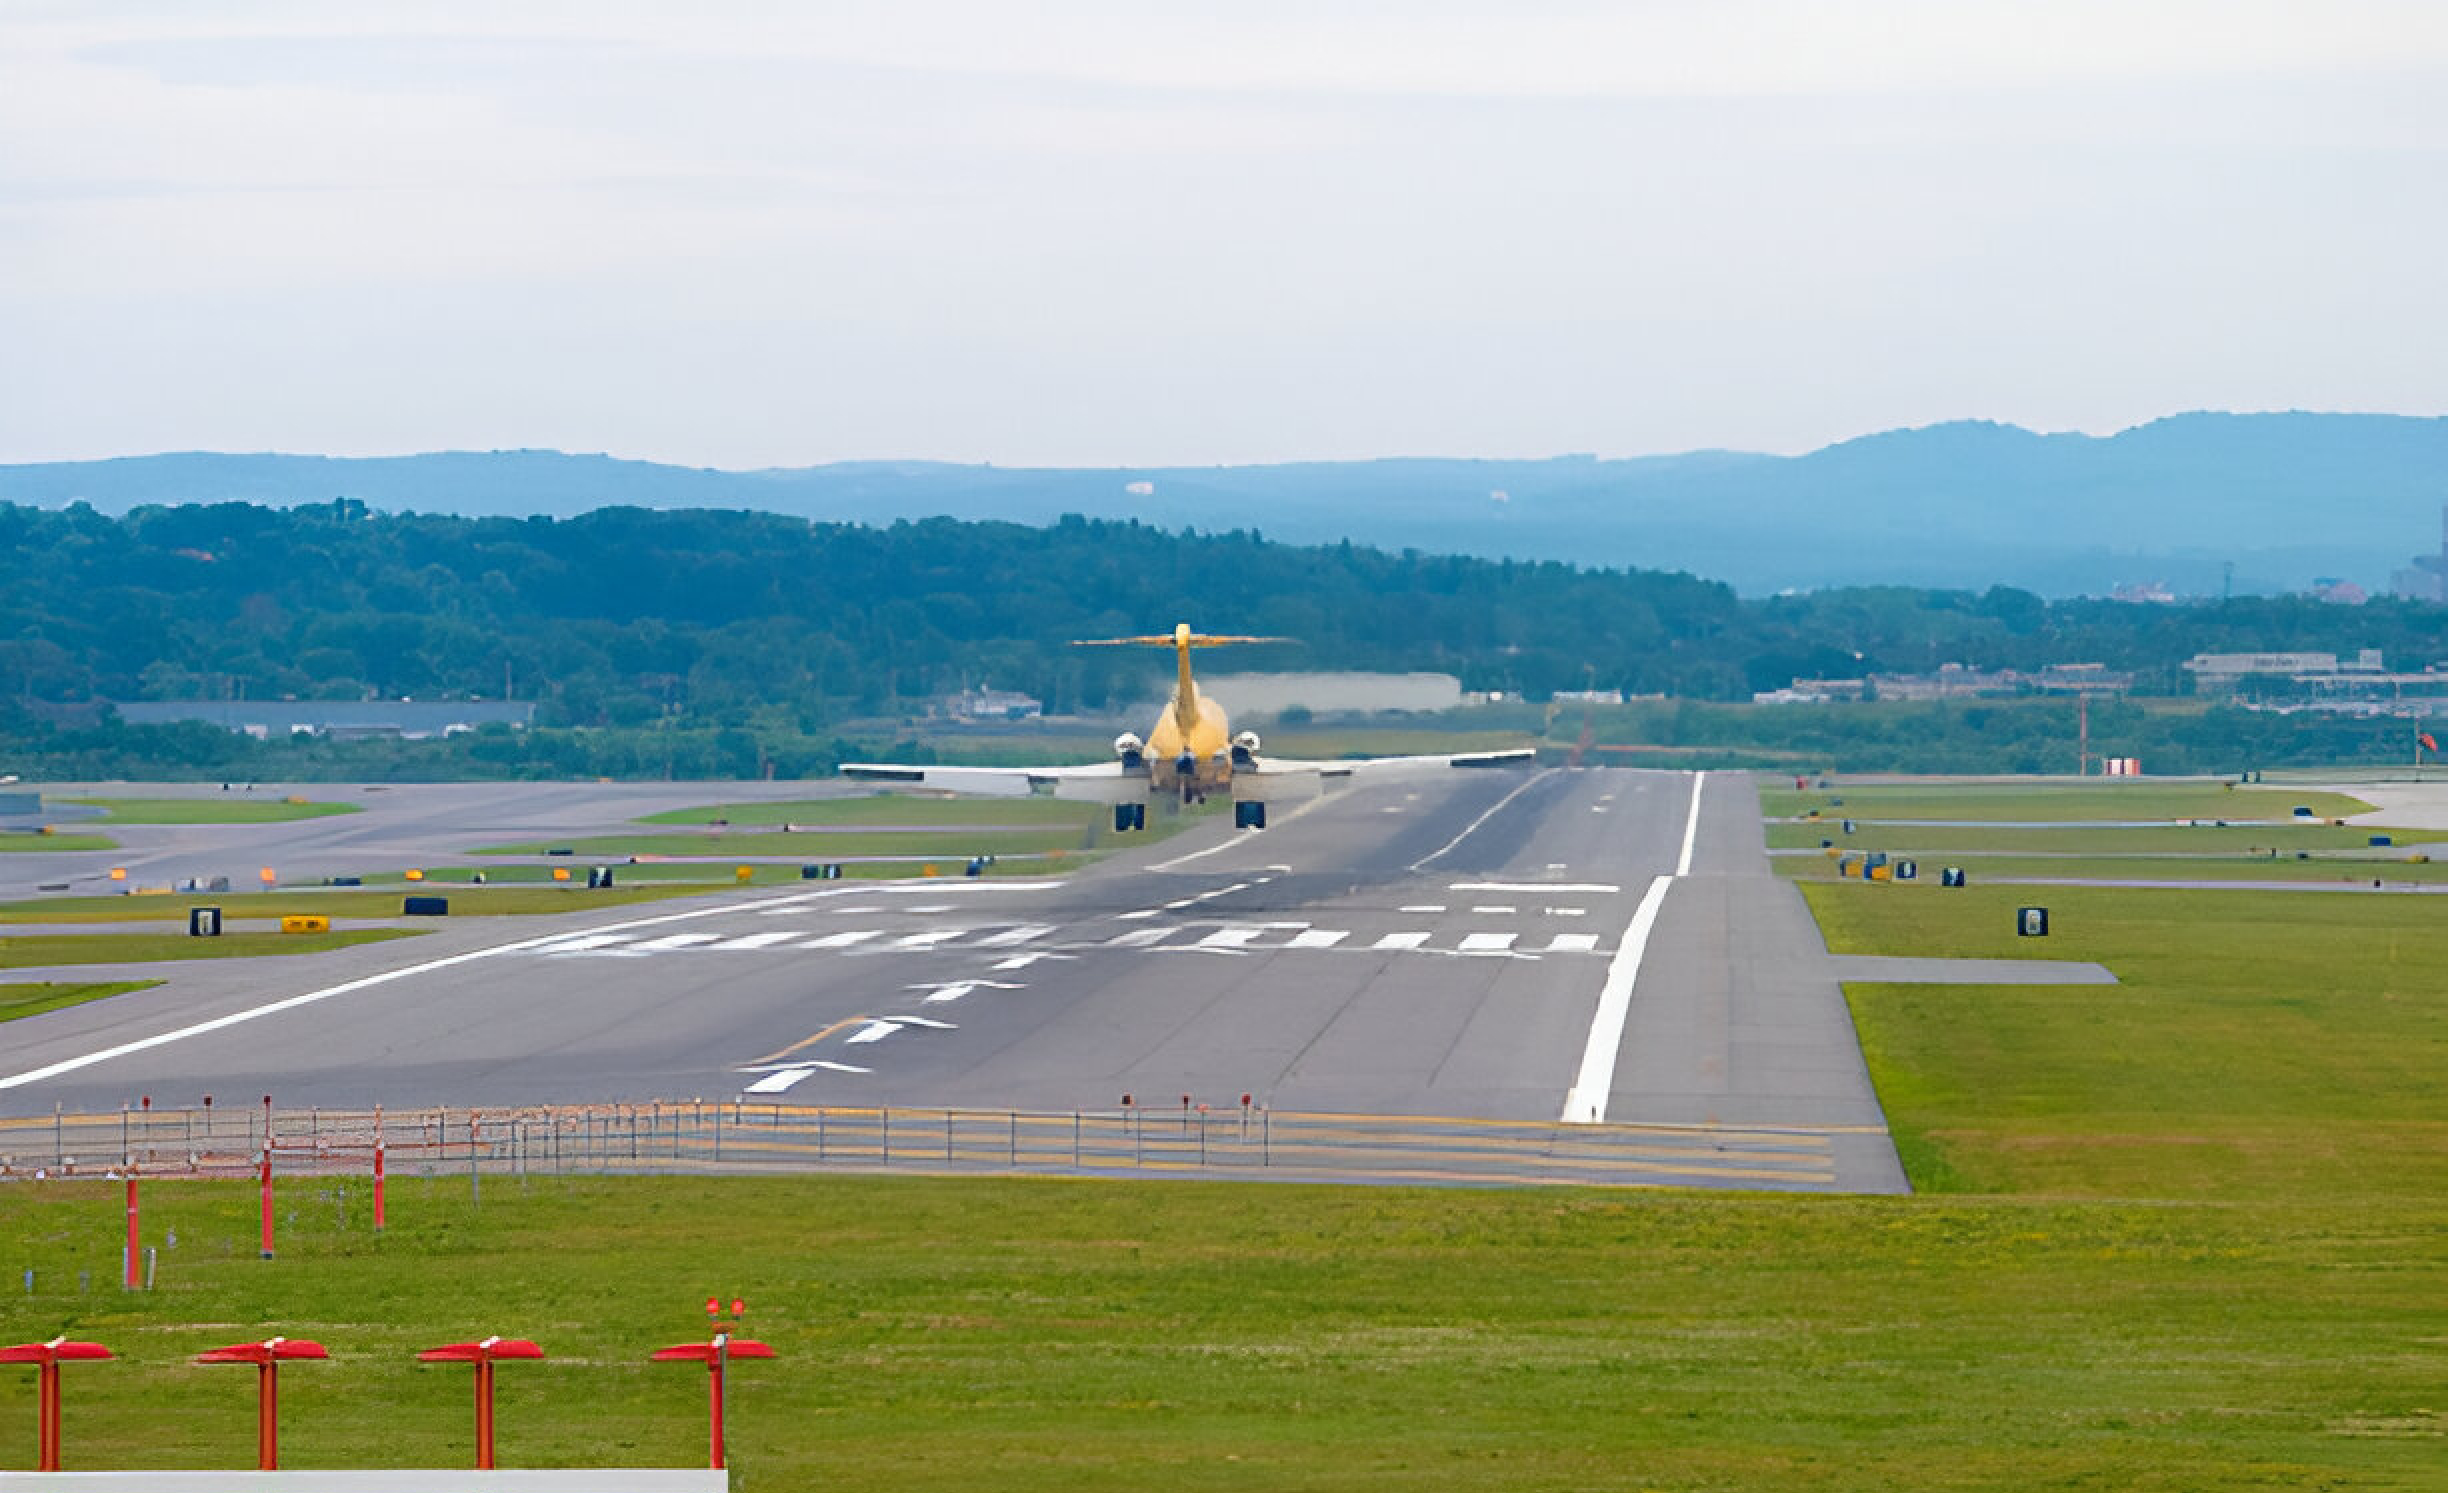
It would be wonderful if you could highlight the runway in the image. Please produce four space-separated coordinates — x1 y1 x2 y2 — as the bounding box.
0 769 1909 1193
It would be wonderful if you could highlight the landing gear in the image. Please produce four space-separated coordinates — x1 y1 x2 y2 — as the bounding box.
1114 802 1148 833
1234 801 1268 830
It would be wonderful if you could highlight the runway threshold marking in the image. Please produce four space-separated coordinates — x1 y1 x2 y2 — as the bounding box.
1561 770 1707 1125
0 883 866 1093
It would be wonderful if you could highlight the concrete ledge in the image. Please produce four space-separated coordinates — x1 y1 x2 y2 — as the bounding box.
0 1472 723 1491
1830 955 2119 985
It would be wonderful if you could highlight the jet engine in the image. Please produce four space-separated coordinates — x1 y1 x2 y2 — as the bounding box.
1231 730 1261 769
1113 732 1145 766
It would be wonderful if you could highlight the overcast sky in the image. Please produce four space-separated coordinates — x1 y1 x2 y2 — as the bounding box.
4 2 2445 467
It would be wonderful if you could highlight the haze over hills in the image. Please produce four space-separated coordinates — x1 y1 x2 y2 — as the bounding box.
4 412 2442 598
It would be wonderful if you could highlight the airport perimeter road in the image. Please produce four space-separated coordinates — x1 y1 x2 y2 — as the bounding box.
0 769 1907 1193
0 780 833 901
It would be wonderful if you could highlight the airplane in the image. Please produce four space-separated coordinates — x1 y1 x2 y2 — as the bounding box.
840 623 1535 831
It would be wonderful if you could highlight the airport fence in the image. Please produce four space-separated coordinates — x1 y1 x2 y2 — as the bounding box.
0 1099 1840 1190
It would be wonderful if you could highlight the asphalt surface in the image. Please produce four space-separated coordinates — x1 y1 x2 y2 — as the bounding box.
0 769 1916 1192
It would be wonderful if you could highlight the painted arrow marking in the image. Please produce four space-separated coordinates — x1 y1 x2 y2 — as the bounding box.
909 979 1025 1005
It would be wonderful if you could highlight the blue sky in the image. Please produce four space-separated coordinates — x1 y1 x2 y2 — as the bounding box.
3 2 2444 466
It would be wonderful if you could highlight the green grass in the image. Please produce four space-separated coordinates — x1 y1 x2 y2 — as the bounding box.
476 829 1098 859
1765 820 2415 854
0 978 159 1022
0 1174 2435 1490
1803 881 2448 1203
60 796 360 824
0 929 420 970
480 799 1213 863
636 794 1109 828
0 885 767 924
1758 782 2375 822
1779 851 2448 885
0 830 115 852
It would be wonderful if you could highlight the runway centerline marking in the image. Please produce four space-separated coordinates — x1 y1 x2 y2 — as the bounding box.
1408 768 1556 871
1452 881 1619 894
0 883 867 1092
1676 770 1708 876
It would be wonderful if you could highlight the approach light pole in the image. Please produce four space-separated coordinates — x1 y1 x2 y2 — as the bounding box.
195 1336 329 1469
652 1297 775 1470
416 1335 545 1468
1 1338 114 1471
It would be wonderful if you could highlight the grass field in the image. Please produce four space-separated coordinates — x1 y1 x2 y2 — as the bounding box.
0 928 420 970
1806 881 2448 1202
59 796 360 824
0 830 115 853
636 795 1109 828
0 1171 2432 1489
1779 851 2448 885
1758 783 2374 822
1763 820 2418 854
481 799 1212 863
0 884 774 924
0 978 159 1023
475 829 1099 859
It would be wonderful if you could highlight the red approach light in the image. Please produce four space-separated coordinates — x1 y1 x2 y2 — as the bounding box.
417 1338 545 1364
196 1337 329 1365
196 1338 328 1471
4 1339 115 1472
417 1337 545 1470
654 1334 777 1470
651 1339 777 1363
0 1340 114 1365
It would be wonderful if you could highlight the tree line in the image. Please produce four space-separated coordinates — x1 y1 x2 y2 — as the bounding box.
1 499 2442 777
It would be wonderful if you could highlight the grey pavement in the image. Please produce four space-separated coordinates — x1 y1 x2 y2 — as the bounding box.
0 768 1920 1193
1829 955 2119 984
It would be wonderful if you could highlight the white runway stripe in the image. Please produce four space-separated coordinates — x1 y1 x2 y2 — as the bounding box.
1106 928 1171 947
801 930 880 948
1562 873 1674 1124
1197 927 1263 948
1543 933 1600 953
536 933 633 954
1372 931 1430 950
712 931 803 951
890 929 967 949
1285 929 1348 949
976 924 1055 946
629 932 722 952
1457 932 1518 952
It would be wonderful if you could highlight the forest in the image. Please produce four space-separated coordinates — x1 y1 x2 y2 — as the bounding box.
1 499 2441 778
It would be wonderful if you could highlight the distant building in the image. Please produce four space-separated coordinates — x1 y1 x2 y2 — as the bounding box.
2110 580 2179 604
1753 678 1868 705
2026 662 2136 694
113 700 534 739
937 687 1043 721
1757 662 2131 705
2183 649 2448 713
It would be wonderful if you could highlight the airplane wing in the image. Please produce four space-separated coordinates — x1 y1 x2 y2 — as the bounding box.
1235 747 1536 798
838 760 1143 803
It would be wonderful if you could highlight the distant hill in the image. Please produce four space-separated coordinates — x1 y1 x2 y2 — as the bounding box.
6 411 2443 596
